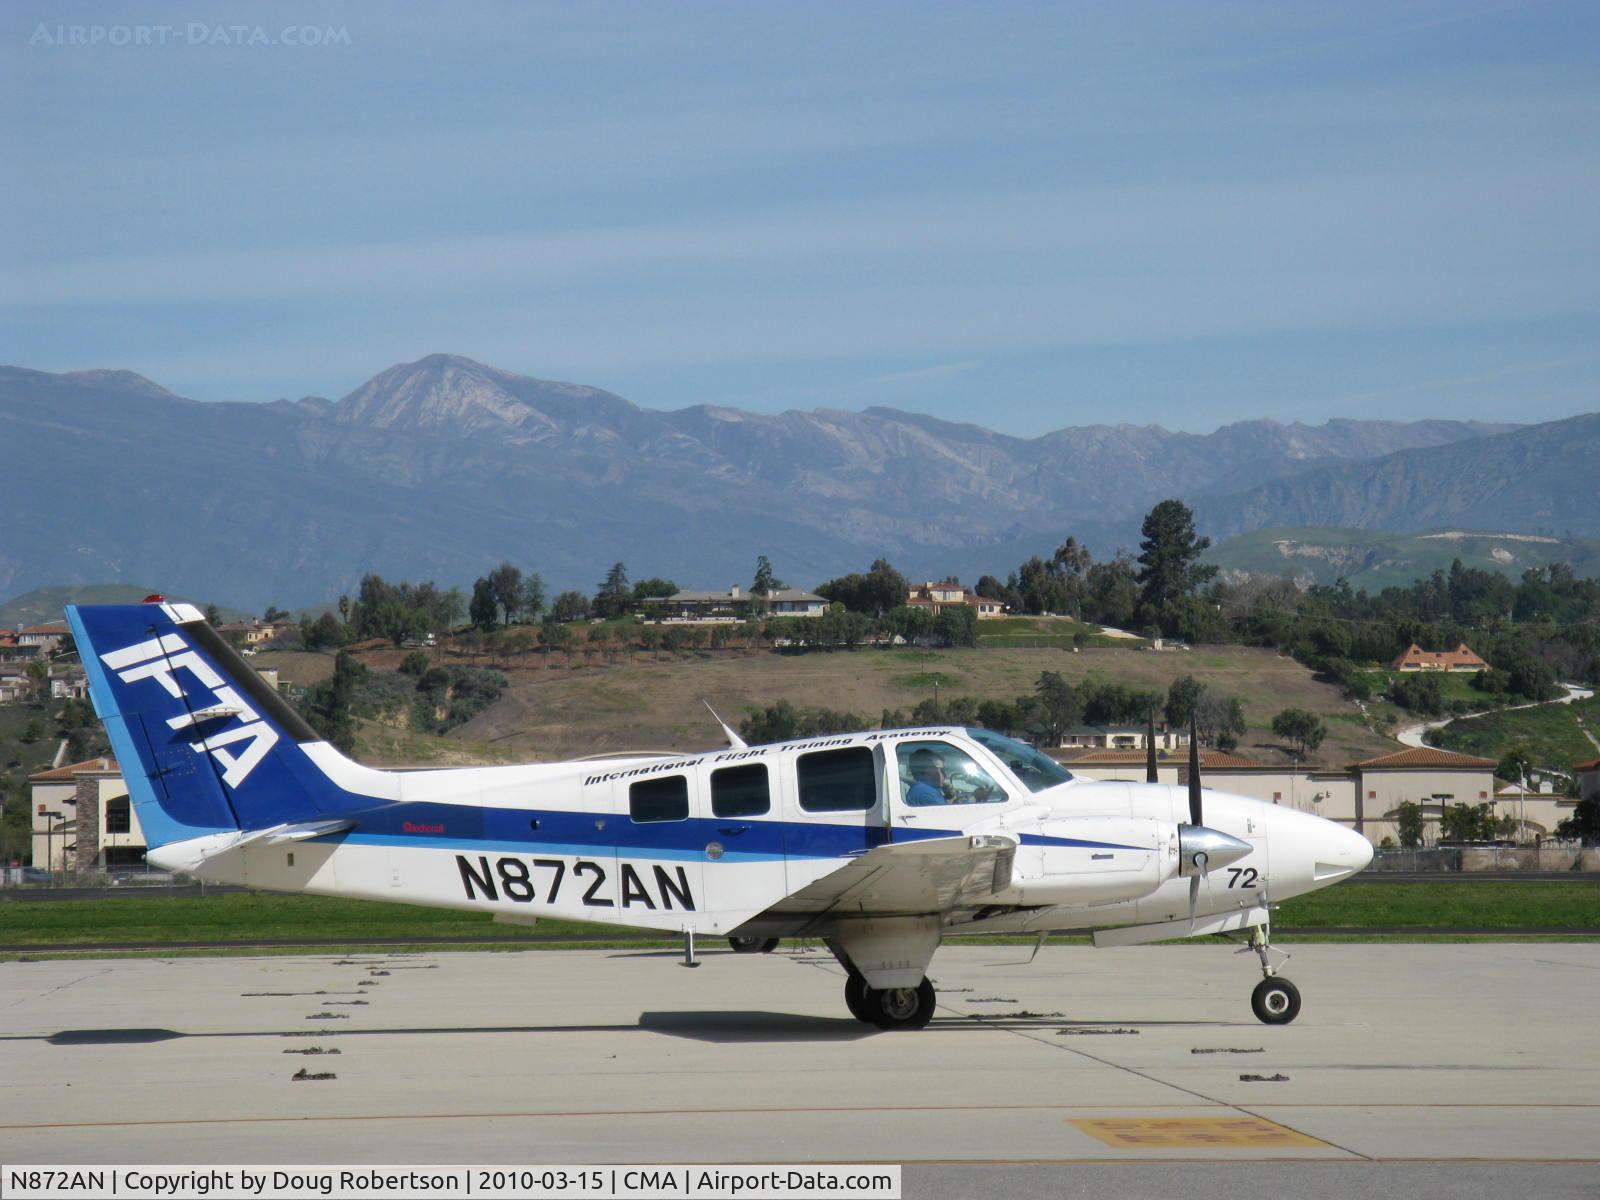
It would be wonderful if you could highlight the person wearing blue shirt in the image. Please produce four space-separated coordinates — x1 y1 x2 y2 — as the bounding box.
905 748 950 806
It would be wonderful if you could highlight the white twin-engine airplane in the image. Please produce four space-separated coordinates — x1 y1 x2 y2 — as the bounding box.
69 599 1372 1030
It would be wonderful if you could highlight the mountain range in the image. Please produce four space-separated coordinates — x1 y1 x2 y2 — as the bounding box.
0 353 1591 608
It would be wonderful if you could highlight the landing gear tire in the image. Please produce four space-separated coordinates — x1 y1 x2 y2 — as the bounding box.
844 974 875 1024
728 936 780 954
850 977 936 1031
1251 976 1301 1025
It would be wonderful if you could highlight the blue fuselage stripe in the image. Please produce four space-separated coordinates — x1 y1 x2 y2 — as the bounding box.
320 801 1147 860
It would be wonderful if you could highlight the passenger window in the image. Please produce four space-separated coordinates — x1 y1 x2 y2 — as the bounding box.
712 763 770 818
629 775 689 822
898 741 1008 807
797 747 876 812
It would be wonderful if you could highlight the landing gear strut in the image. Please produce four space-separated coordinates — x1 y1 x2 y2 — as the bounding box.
1242 923 1300 1025
844 972 936 1031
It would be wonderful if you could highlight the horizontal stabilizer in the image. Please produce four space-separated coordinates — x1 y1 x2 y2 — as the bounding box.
232 818 357 849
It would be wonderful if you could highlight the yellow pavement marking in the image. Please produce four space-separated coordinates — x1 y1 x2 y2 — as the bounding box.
1070 1116 1328 1150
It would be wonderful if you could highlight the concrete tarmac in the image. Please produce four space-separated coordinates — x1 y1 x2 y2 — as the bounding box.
2 944 1596 1196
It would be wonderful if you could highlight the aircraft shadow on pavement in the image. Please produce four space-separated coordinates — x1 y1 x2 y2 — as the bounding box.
637 1011 876 1042
30 1014 1240 1048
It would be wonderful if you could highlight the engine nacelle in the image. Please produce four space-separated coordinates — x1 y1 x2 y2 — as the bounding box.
994 816 1173 907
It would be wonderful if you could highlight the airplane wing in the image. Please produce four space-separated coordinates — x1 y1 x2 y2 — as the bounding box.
756 833 1018 933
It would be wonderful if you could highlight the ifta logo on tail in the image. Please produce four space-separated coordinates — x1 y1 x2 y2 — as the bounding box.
101 632 279 787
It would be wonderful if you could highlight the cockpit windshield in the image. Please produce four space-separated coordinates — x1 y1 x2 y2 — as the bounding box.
965 727 1075 793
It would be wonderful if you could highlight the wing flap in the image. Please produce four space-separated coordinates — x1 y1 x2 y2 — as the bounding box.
773 834 1017 925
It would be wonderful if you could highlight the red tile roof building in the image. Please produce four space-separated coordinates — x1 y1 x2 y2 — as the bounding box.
1389 643 1489 673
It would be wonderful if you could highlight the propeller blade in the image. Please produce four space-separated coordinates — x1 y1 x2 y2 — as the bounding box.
1145 708 1159 783
1187 712 1202 826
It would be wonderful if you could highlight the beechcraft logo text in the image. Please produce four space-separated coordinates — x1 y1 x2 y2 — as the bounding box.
101 633 278 786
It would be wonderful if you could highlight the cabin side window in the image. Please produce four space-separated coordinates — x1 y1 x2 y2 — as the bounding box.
797 747 876 812
630 775 689 823
711 764 770 818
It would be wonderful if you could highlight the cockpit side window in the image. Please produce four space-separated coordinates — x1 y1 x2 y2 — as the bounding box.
964 727 1074 793
897 740 1008 807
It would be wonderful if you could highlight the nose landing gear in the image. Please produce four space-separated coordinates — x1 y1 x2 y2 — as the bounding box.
1241 923 1300 1024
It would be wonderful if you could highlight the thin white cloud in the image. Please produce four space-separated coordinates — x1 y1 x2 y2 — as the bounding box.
859 360 983 387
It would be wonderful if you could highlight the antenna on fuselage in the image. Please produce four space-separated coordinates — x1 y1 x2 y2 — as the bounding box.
703 700 748 750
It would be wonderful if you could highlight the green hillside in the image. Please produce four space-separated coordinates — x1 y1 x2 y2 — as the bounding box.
0 585 249 629
1433 695 1600 774
1206 527 1600 591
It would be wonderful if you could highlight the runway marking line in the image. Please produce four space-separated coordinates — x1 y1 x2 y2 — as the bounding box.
4 1101 1596 1133
1070 1116 1328 1150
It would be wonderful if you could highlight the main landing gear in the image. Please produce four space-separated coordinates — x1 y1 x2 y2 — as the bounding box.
844 972 936 1031
727 935 780 954
1242 924 1300 1025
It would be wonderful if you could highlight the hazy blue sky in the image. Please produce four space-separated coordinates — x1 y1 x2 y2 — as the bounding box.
4 1 1598 435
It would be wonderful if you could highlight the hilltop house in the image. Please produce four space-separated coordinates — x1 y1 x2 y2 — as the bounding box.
905 581 1007 619
642 585 828 623
1389 643 1489 673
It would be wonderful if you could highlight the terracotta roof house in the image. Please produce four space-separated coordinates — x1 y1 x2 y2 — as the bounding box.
905 582 1007 618
1389 643 1490 673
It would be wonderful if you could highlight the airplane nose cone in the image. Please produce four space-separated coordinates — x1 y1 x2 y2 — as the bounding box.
1313 819 1373 882
1344 824 1375 873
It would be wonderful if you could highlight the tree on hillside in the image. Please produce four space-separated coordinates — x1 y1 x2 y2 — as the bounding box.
1194 691 1246 752
1085 552 1139 627
338 595 351 625
205 603 223 626
298 651 364 754
1033 672 1081 745
538 622 574 655
1391 672 1445 715
469 577 499 632
816 559 909 617
488 562 523 624
752 555 784 596
1135 499 1217 633
301 612 347 651
25 660 48 706
520 572 547 621
1012 556 1069 616
1165 675 1205 728
631 577 677 602
593 563 631 618
1497 746 1535 787
1271 708 1327 758
550 590 591 623
1507 657 1558 702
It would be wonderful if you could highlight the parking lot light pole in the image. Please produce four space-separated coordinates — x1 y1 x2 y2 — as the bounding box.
39 807 63 883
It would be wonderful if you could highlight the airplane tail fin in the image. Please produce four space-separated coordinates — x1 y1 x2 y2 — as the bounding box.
68 600 375 850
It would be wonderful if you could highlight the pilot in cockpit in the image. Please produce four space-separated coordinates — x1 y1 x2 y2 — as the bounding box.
905 747 950 806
